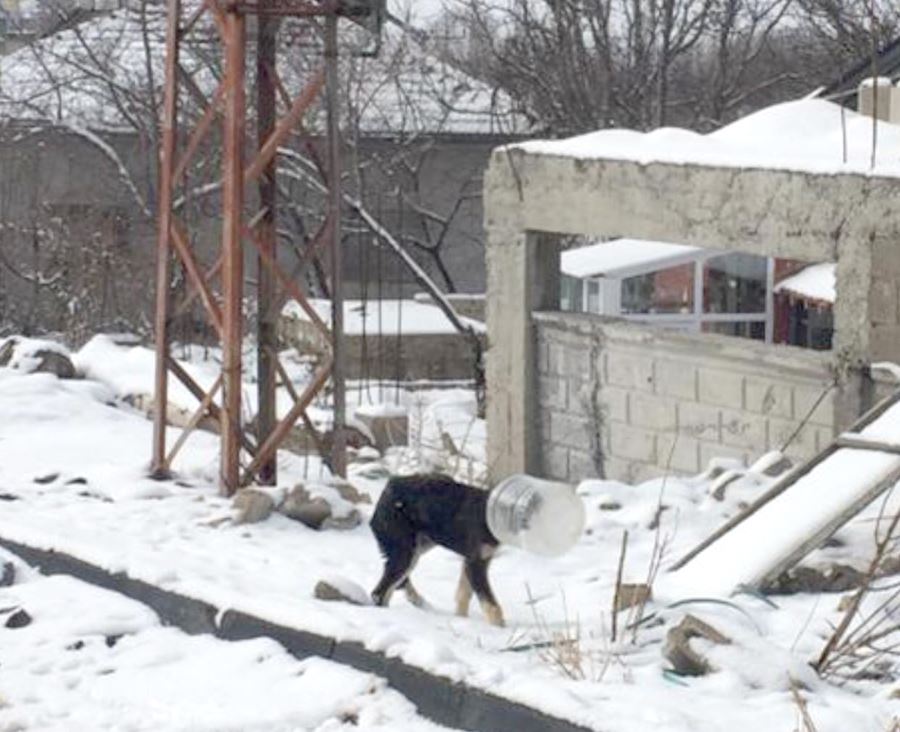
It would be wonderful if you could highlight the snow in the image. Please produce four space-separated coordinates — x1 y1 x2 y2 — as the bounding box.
561 238 703 279
282 298 486 336
515 98 900 177
0 335 897 731
774 262 837 304
0 551 450 731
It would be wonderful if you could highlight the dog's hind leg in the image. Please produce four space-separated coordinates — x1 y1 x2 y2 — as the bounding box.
371 543 415 607
455 564 473 617
401 578 427 608
465 557 504 627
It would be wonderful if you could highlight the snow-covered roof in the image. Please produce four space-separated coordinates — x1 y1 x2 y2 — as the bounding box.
0 3 524 136
561 238 703 280
515 98 900 177
774 262 836 304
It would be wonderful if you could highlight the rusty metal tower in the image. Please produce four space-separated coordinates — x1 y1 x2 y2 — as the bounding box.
150 0 381 495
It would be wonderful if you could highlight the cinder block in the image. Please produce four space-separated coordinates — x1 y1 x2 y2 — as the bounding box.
869 277 898 325
541 445 569 481
744 378 792 418
870 324 900 363
699 441 748 470
678 401 721 442
657 434 701 474
560 344 592 378
546 342 566 377
606 352 655 392
630 393 677 431
768 416 817 456
598 386 628 423
872 237 900 277
549 410 594 453
609 423 656 463
604 456 660 485
793 384 836 428
568 448 602 481
539 375 568 409
698 368 744 408
720 408 768 451
656 362 697 400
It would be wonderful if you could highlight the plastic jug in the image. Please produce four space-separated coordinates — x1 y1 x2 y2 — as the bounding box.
486 474 585 557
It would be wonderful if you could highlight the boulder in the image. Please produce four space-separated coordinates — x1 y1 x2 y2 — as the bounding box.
279 483 361 530
0 338 76 379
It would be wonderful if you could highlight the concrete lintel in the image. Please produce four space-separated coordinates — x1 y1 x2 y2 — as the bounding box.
487 149 900 257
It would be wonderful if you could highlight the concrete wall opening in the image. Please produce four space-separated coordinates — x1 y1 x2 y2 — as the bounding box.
560 239 835 351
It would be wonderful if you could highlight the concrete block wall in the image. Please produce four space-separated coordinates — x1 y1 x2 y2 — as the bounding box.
534 312 839 485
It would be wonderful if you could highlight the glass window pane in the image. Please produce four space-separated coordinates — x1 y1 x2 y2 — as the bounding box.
621 262 694 315
586 280 601 313
560 276 584 312
703 253 766 314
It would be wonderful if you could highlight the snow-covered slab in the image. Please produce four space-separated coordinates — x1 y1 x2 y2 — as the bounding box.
514 99 900 178
664 392 900 599
561 238 703 279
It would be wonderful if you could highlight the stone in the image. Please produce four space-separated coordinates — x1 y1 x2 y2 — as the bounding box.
280 485 333 529
326 478 371 505
313 579 370 605
32 350 77 379
614 583 652 612
322 509 362 531
769 564 867 595
663 614 731 677
231 488 276 525
0 562 14 587
5 608 32 629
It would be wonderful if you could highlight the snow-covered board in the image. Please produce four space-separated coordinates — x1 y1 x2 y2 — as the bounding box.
663 389 900 598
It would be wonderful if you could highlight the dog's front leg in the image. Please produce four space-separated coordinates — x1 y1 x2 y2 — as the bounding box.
455 564 473 617
465 558 505 627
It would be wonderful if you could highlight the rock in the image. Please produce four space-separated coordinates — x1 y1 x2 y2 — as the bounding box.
5 608 32 629
663 614 731 677
770 563 866 594
322 509 362 531
232 488 276 525
313 578 370 605
354 411 408 452
614 583 652 612
0 562 14 587
599 500 622 511
327 478 371 505
280 484 333 528
0 340 14 366
32 350 76 379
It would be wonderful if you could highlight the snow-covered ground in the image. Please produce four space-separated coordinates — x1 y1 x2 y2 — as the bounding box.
0 548 451 732
0 335 898 731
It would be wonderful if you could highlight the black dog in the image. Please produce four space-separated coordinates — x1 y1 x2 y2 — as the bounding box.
370 473 504 626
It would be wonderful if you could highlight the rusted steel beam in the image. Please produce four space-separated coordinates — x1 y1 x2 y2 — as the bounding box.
152 0 182 479
244 222 330 338
167 356 258 457
170 219 224 337
172 253 223 320
241 358 334 485
164 374 224 468
243 68 325 185
256 4 279 485
173 82 226 184
273 352 327 456
325 13 346 479
220 7 247 496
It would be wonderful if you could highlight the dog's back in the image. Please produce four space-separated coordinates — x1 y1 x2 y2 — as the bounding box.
371 473 496 557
